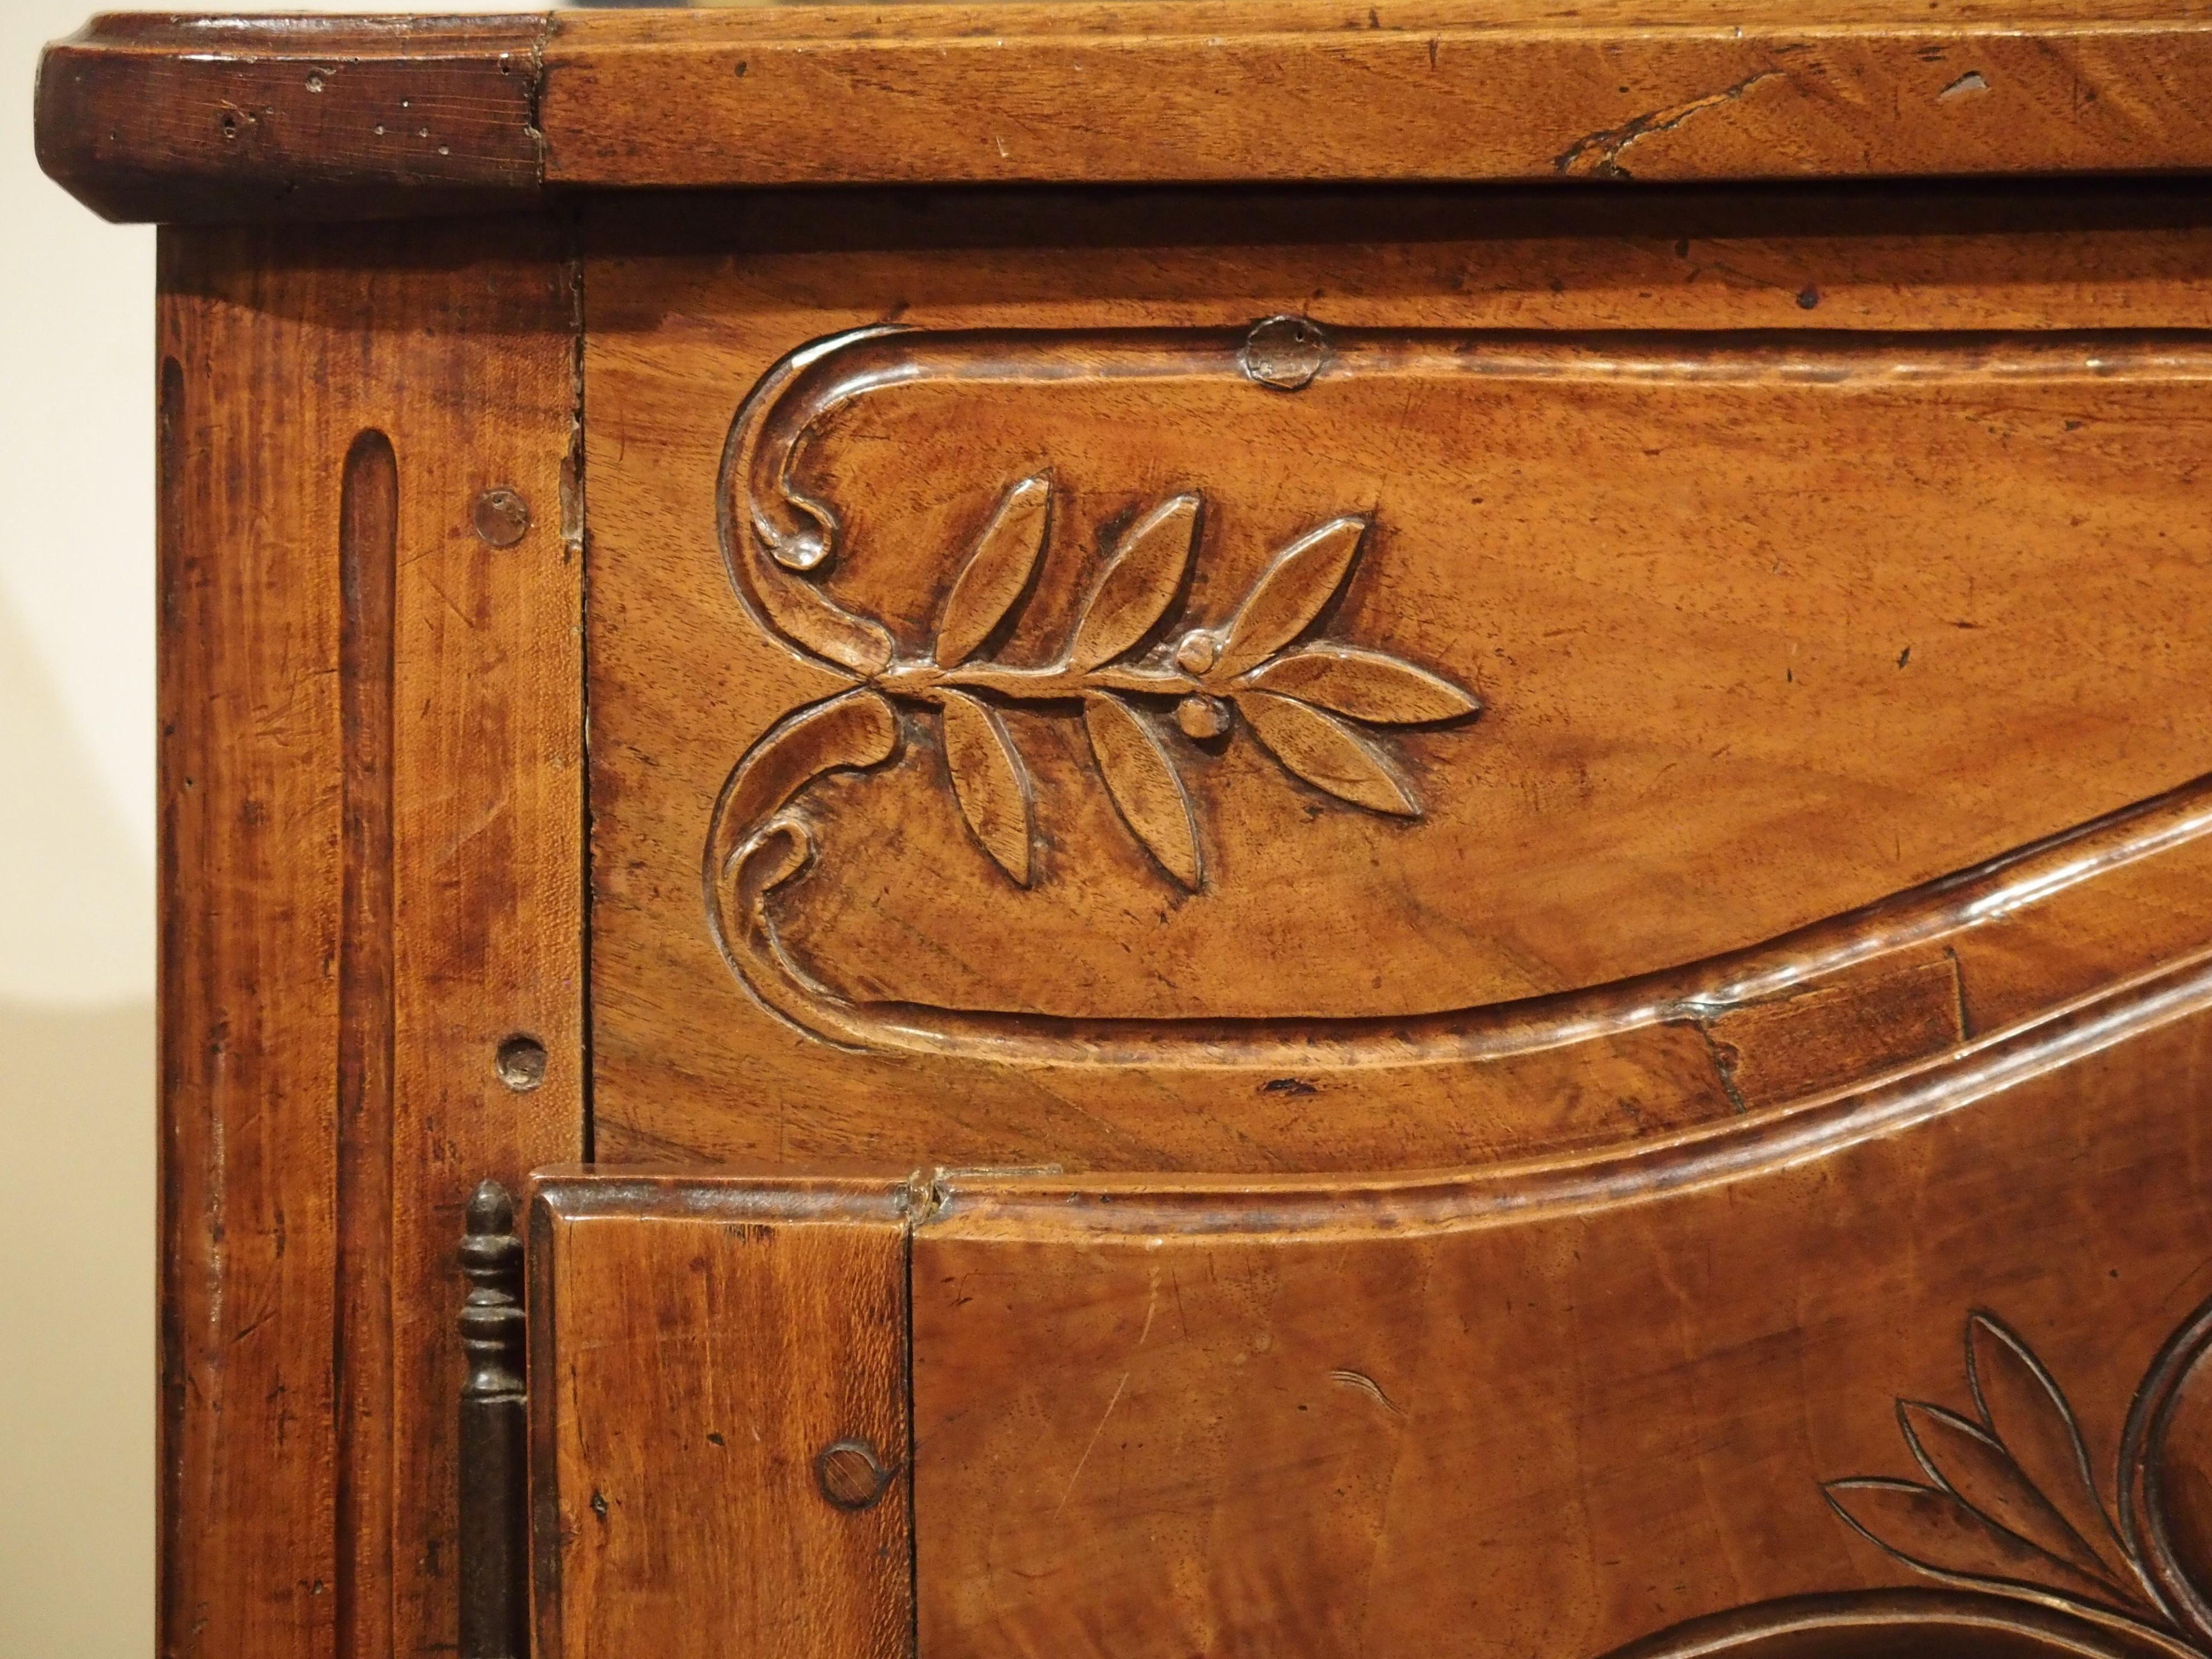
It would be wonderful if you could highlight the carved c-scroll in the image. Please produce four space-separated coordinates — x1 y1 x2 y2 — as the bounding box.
706 319 1482 1054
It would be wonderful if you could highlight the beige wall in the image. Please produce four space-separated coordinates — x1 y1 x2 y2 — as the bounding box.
0 4 567 1652
4 8 156 1651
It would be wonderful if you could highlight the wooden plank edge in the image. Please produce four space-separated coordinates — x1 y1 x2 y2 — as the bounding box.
537 14 2212 188
528 1167 924 1226
36 13 551 224
37 6 2212 222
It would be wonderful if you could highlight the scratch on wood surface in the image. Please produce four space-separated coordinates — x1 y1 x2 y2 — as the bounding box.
1055 1371 1131 1512
1330 1367 1407 1417
1554 71 1781 177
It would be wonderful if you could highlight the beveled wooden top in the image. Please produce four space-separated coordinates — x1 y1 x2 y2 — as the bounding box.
37 2 2212 222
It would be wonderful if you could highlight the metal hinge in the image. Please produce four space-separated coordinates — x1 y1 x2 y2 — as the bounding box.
459 1180 528 1659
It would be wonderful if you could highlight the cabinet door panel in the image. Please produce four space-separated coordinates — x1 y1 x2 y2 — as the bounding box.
533 950 2212 1658
530 1178 913 1659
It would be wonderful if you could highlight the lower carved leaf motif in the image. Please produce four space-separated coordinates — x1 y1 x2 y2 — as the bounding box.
1822 1476 2128 1607
1082 691 1203 891
1822 1309 2160 1618
938 690 1034 887
1603 1297 2212 1659
1237 690 1419 818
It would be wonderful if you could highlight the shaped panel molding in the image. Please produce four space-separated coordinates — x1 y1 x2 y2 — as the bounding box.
700 319 2212 1063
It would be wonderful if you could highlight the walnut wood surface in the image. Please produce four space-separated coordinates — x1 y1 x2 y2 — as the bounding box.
530 950 2212 1657
584 183 2212 1176
529 1176 914 1659
539 2 2212 190
908 971 2212 1658
39 16 545 223
37 4 2212 221
157 223 582 1659
76 13 2212 1653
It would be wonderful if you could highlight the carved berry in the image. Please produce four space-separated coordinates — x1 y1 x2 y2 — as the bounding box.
1176 695 1231 740
1173 629 1220 675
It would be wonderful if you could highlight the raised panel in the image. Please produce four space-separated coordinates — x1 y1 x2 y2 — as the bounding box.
526 952 2212 1659
903 962 2212 1659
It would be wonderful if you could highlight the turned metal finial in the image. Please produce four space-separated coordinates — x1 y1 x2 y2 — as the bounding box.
459 1180 525 1403
458 1179 526 1659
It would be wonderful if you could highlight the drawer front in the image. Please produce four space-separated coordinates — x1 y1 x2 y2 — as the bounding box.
586 187 2212 1175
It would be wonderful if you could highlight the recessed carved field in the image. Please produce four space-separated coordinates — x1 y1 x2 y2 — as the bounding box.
588 253 2212 1167
706 327 2212 1033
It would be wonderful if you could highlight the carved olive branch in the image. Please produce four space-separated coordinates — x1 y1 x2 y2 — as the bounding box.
714 472 1478 896
853 473 1481 891
712 322 1481 908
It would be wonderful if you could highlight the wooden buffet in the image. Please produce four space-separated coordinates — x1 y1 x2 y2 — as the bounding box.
36 6 2212 1658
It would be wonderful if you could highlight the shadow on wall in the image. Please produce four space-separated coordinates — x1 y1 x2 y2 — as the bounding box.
0 997 154 1657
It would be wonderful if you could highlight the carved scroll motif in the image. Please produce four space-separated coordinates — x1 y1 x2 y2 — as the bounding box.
705 319 1481 1052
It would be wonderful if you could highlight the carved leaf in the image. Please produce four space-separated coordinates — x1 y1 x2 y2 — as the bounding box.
939 691 1034 886
1215 516 1367 677
1242 644 1480 725
936 475 1051 668
1237 691 1419 817
1822 1478 2130 1606
1966 1311 2131 1586
1896 1401 2126 1589
715 691 902 869
1070 494 1201 670
1083 693 1201 890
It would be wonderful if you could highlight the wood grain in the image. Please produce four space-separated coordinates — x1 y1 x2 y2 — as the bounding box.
541 2 2212 189
90 21 2212 1652
524 936 2212 1659
37 4 2212 222
39 15 544 224
156 222 581 1659
530 1175 915 1659
908 963 2212 1659
583 186 2212 1176
714 327 2211 1025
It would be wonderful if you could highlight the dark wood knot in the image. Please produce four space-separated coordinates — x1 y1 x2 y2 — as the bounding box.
816 1438 892 1510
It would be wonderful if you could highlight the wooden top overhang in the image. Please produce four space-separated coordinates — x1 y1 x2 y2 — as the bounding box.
37 2 2212 222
